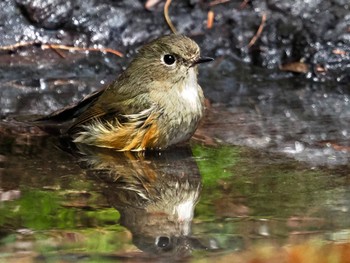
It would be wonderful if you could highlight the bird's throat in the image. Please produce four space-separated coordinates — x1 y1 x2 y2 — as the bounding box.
179 68 201 109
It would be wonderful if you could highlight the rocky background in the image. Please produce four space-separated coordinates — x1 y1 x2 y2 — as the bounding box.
1 0 349 83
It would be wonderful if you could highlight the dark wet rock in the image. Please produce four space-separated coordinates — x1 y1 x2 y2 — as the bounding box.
16 0 73 29
0 49 123 116
199 67 350 166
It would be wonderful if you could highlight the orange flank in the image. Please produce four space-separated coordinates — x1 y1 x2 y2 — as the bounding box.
93 113 161 151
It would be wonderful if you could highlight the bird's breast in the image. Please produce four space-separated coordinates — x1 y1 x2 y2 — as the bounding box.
155 69 204 147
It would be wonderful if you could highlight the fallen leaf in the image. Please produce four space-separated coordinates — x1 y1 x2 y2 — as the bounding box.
280 62 309 73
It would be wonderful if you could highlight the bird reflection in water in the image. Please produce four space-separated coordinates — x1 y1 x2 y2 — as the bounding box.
73 144 206 258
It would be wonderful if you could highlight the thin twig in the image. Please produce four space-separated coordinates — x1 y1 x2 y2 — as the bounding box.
239 0 250 9
41 44 124 57
0 42 123 57
145 0 162 10
247 12 267 48
0 41 37 50
164 0 177 33
209 0 230 7
46 44 66 58
332 48 348 55
207 10 215 29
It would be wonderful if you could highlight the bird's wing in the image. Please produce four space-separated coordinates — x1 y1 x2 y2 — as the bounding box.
66 89 152 135
66 102 111 134
36 88 105 123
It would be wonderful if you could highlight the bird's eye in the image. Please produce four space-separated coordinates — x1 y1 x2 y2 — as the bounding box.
156 236 171 248
163 54 176 65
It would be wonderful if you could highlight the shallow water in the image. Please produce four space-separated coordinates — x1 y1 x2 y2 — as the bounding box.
1 135 349 261
0 48 350 262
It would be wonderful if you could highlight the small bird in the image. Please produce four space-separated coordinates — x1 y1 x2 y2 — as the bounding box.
40 34 213 151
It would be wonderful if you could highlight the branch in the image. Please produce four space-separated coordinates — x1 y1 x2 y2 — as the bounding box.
164 0 177 34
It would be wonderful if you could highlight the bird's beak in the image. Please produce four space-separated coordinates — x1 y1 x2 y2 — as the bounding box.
191 57 214 67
